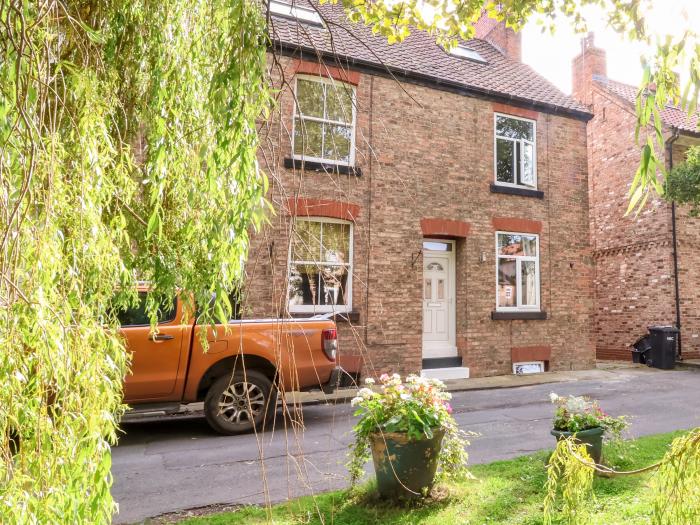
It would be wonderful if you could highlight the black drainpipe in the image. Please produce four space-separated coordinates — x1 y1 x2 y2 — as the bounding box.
667 129 682 358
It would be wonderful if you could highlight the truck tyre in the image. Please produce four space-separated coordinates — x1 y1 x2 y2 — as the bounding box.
204 371 277 435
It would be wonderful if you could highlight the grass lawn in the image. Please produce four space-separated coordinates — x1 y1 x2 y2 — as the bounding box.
171 431 686 525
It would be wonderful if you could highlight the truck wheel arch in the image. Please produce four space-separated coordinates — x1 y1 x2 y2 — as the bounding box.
196 355 277 401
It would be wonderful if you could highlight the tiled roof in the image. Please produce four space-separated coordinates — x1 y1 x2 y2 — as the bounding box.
269 1 591 119
593 75 699 135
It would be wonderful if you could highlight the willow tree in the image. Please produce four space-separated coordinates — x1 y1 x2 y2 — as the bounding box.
1 1 269 522
2 0 699 523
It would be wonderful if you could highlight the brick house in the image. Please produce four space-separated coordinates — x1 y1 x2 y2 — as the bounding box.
571 33 700 361
243 0 596 380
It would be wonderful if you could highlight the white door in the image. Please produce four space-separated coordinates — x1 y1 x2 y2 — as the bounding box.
422 242 457 358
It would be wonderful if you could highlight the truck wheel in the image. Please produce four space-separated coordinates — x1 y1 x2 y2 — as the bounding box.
204 371 276 435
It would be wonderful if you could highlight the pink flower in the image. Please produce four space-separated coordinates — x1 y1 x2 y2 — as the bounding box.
379 373 389 382
445 402 452 414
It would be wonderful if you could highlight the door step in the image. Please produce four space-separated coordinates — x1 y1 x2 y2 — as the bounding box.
421 367 470 380
422 356 463 369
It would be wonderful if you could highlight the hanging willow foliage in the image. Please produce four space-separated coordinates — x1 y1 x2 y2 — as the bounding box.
0 1 269 522
544 429 700 524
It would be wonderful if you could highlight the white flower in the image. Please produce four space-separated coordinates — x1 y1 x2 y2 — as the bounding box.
549 392 559 403
400 393 412 401
350 397 362 407
364 377 375 385
357 387 373 399
392 373 401 381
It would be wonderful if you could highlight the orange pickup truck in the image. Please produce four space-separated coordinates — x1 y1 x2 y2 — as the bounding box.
118 292 340 434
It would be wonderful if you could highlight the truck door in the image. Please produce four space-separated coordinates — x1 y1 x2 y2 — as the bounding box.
119 293 191 402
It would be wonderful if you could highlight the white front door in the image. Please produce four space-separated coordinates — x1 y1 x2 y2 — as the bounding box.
422 241 457 358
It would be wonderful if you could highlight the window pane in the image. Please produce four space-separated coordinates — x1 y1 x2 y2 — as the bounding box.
520 142 535 187
498 234 523 256
521 260 537 306
293 118 323 158
322 124 352 163
325 84 353 122
291 220 321 261
320 222 350 264
288 264 321 307
496 115 534 141
496 138 515 184
437 279 445 300
116 292 176 326
296 79 324 118
423 241 452 251
521 235 537 256
424 279 432 300
319 265 349 306
498 259 516 307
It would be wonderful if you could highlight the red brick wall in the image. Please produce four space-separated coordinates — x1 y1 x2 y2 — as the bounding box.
584 83 700 360
674 143 700 359
245 55 594 378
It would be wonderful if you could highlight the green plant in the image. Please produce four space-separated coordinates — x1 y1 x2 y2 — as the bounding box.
550 393 629 440
347 374 470 487
1 1 269 522
664 146 700 215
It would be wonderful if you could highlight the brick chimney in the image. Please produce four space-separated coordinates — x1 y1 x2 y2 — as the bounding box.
474 12 521 62
572 32 607 106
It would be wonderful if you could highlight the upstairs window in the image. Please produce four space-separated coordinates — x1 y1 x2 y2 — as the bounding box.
293 76 356 166
269 0 323 26
494 114 536 189
496 232 540 311
288 218 353 313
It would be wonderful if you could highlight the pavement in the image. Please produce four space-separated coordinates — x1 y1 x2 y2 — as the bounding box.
112 365 700 524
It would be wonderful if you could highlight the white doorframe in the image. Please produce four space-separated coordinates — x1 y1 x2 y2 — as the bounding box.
422 239 457 358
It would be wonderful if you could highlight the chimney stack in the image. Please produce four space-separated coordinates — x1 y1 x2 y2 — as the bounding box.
474 11 522 62
572 32 607 106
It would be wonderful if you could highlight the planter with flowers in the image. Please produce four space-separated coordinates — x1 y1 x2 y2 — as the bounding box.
347 373 470 500
549 393 628 465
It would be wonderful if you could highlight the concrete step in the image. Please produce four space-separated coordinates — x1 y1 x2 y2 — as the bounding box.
421 366 470 380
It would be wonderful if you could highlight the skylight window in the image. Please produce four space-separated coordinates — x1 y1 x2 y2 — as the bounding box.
449 45 487 63
269 0 323 26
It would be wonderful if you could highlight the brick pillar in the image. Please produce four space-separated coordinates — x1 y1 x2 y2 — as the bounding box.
474 12 521 62
571 32 607 106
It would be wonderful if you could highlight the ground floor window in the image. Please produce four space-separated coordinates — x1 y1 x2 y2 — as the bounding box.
496 232 540 310
288 217 352 313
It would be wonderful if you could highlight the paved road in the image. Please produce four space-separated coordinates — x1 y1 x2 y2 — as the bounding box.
112 367 700 523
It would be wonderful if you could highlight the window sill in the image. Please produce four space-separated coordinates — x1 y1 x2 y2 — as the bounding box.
290 310 360 323
490 184 544 199
491 310 547 320
284 158 362 177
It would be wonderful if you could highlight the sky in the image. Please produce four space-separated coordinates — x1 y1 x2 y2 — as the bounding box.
521 0 699 95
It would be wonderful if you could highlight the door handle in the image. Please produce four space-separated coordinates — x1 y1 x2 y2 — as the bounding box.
149 333 174 342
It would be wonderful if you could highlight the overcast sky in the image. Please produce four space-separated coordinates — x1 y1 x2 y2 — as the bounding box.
521 0 698 95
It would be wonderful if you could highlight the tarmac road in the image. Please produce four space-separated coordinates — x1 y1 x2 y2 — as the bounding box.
112 367 700 523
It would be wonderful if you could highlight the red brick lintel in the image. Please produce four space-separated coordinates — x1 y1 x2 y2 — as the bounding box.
492 217 543 234
512 345 551 363
421 218 470 238
492 102 539 121
294 59 360 86
287 197 360 222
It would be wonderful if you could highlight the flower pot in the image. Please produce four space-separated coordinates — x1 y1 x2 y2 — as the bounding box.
551 426 604 465
369 429 445 499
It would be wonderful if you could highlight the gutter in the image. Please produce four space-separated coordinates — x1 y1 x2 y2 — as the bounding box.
667 128 682 358
271 41 593 122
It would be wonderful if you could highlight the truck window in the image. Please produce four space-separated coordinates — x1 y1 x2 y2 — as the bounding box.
117 292 177 326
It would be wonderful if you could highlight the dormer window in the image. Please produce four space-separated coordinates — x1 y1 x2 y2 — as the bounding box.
449 45 487 63
269 0 323 26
